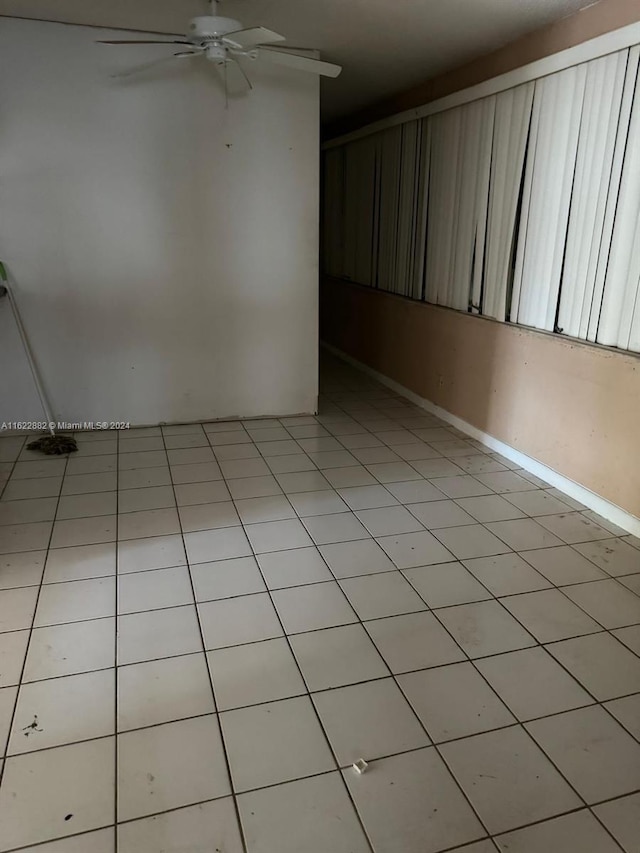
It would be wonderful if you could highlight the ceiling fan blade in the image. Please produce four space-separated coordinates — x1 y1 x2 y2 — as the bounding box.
255 48 342 78
223 27 285 49
111 51 201 78
97 39 193 45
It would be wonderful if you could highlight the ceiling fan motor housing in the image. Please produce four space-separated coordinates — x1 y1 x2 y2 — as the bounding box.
188 16 242 41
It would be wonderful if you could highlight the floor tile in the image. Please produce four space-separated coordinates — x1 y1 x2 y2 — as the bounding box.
213 445 261 462
437 599 536 658
221 696 334 792
227 475 284 500
353 447 402 466
593 792 640 853
23 617 115 682
50 515 116 548
521 545 607 585
235 495 296 524
429 475 493 499
340 572 427 619
527 705 640 802
119 436 164 453
168 447 217 466
63 457 110 478
574 538 640 577
0 631 29 687
118 605 202 665
0 520 52 553
338 484 399 510
9 669 114 754
119 466 172 490
366 460 422 482
613 624 640 655
118 565 193 613
173 479 230 506
404 562 492 607
366 611 465 673
356 505 424 536
184 526 252 564
268 454 319 476
61 471 117 495
2 476 63 500
474 471 538 493
322 466 377 488
118 507 180 541
15 828 114 853
290 624 388 690
272 581 357 633
118 714 230 820
407 499 476 529
456 494 527 522
35 577 115 626
547 632 640 700
118 798 244 853
502 490 573 517
178 501 241 533
318 538 397 578
605 693 640 739
377 530 455 568
246 518 314 552
411 459 465 478
485 518 564 551
0 684 17 755
199 593 283 649
302 512 370 545
117 653 214 731
343 747 485 853
0 497 58 525
476 646 594 721
170 461 223 484
433 524 511 560
454 455 508 474
537 512 614 544
385 479 447 504
117 486 175 514
274 470 330 492
220 458 270 479
0 737 114 850
118 451 166 471
117 533 186 574
257 547 332 588
0 585 38 632
563 579 640 628
163 432 209 449
494 810 622 853
313 678 429 765
208 637 305 711
500 589 601 642
399 661 514 742
11 459 67 480
191 555 266 600
463 553 551 596
289 490 350 518
237 772 370 853
440 726 580 834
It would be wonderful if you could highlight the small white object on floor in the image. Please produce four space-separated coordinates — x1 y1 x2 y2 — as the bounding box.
353 758 368 774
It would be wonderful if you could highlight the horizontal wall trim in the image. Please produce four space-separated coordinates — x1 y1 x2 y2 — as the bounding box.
325 276 640 364
323 20 640 150
322 341 640 538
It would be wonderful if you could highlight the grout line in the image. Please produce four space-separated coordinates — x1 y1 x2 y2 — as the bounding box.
157 426 250 853
0 445 70 790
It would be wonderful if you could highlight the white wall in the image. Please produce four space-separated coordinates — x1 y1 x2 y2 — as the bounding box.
0 17 319 425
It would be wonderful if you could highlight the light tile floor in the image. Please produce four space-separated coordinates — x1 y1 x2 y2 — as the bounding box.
0 353 639 852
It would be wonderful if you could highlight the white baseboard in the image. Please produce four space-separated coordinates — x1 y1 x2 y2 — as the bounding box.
322 342 640 538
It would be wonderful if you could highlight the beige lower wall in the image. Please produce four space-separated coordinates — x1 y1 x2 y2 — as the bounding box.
320 278 640 519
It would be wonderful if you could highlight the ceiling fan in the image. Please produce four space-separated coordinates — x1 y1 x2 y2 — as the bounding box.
97 0 342 90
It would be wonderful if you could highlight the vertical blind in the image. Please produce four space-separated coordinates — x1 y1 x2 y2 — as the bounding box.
322 45 640 355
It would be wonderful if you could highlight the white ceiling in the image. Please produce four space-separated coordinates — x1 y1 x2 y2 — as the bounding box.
0 0 596 120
